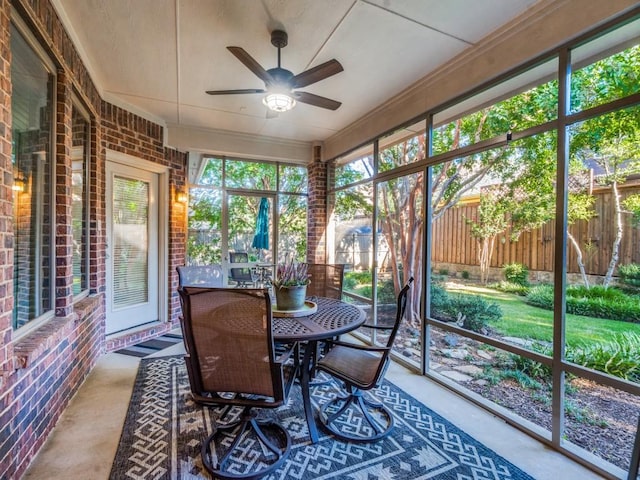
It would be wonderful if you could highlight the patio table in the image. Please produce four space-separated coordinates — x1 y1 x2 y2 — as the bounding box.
272 296 365 443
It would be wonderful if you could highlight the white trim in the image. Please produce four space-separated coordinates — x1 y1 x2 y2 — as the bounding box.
105 150 169 330
107 149 169 174
167 124 312 165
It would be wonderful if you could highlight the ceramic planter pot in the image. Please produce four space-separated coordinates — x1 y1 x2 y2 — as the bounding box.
274 284 307 310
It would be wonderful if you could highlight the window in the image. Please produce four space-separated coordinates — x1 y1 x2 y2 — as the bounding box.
72 103 90 296
328 13 640 477
11 23 55 329
186 157 307 265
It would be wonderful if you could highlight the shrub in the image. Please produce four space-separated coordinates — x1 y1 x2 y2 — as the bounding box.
618 263 640 290
358 279 396 303
492 280 530 296
511 342 552 379
430 282 450 315
503 263 529 286
448 294 502 332
525 284 640 323
565 332 640 382
461 270 470 280
525 284 554 309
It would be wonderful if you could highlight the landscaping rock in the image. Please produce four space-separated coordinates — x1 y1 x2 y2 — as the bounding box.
441 348 468 360
476 349 493 360
454 364 483 376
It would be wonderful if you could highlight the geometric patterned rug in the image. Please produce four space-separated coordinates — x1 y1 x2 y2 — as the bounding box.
110 355 535 480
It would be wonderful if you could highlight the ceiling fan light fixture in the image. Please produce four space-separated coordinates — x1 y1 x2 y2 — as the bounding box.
263 91 296 112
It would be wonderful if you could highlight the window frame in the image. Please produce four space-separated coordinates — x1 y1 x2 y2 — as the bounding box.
10 13 57 335
71 97 91 301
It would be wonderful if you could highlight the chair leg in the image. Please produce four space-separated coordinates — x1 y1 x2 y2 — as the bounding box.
319 385 394 443
201 406 291 480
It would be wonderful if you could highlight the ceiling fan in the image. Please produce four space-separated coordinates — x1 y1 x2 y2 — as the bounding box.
206 30 343 113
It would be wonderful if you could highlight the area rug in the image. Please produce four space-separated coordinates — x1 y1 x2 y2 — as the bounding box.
110 355 535 479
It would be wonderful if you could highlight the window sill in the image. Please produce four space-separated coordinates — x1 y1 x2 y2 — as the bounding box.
13 295 102 370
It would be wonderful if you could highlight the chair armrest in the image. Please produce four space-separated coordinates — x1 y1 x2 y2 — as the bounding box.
325 340 389 353
275 341 298 364
360 323 394 331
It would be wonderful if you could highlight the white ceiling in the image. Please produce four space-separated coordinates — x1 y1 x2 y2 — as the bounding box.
52 0 539 146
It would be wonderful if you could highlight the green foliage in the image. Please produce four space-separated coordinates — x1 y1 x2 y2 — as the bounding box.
377 280 397 303
525 284 640 323
359 279 396 303
567 192 596 224
429 282 451 314
467 190 509 241
565 333 640 382
511 343 552 379
461 270 470 280
447 294 502 332
501 369 544 390
622 195 640 227
492 280 530 296
343 271 372 295
618 263 640 289
502 263 529 286
438 268 449 276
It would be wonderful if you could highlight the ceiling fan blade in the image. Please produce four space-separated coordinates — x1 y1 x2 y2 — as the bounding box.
294 91 342 110
206 88 266 95
227 46 274 85
291 59 343 89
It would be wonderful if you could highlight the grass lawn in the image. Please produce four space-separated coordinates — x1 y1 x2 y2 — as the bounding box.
443 281 640 345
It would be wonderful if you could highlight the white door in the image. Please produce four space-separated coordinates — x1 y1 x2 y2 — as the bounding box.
106 161 159 334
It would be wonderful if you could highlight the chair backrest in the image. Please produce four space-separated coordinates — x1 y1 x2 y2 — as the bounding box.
384 277 414 349
178 287 286 406
229 252 254 283
229 251 248 263
306 264 345 299
177 265 224 287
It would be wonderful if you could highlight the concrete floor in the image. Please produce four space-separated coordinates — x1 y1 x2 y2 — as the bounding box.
22 342 605 480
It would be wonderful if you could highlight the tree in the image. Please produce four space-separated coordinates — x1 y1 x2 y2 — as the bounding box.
567 192 596 288
570 109 640 287
467 189 509 284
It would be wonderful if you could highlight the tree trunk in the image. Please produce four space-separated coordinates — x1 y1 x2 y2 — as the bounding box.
604 181 623 287
567 231 590 288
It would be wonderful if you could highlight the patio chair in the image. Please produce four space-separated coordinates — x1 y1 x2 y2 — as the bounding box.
176 265 224 287
178 286 298 480
306 263 345 299
229 251 257 287
315 277 413 442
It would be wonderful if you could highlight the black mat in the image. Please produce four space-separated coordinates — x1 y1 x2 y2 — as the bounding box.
115 333 183 357
110 355 535 479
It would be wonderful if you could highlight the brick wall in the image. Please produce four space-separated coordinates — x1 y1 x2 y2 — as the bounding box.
0 1 188 478
307 145 327 263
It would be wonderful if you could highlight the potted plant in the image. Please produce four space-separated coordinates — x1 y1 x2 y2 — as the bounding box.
273 259 310 310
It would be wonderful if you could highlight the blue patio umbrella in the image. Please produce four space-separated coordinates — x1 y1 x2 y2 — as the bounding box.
251 197 269 250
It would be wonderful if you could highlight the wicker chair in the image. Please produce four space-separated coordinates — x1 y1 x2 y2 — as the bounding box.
178 286 297 480
229 251 257 287
306 263 345 299
315 277 413 442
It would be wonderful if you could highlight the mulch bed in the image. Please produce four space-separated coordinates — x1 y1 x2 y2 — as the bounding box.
394 325 640 474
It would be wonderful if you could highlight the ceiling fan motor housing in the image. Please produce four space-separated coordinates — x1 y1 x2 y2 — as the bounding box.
270 30 288 49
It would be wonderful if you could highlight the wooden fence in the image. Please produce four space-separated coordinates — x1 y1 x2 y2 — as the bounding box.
432 185 640 278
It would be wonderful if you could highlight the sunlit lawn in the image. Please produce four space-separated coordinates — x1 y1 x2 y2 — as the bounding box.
444 281 640 345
